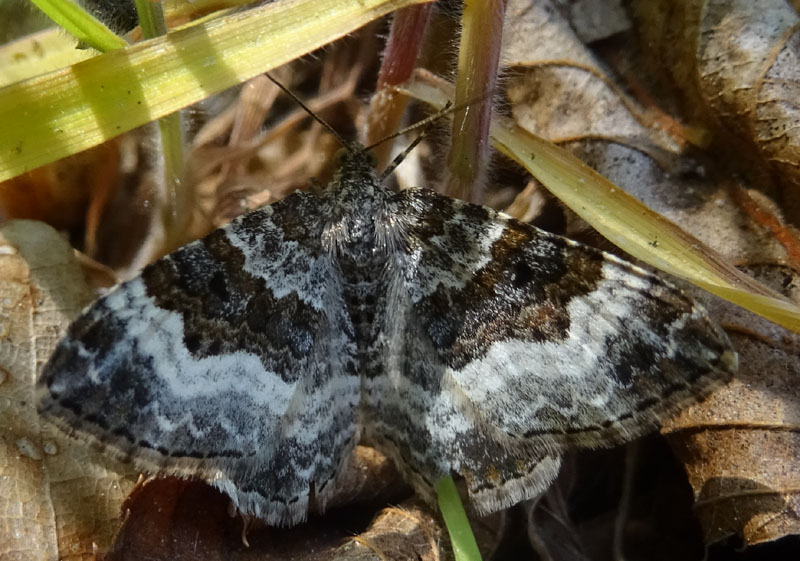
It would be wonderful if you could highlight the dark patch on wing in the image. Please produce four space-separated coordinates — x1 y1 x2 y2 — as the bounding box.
139 199 328 376
398 189 605 369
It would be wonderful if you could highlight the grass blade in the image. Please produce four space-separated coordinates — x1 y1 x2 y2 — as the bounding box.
437 476 483 561
28 0 127 51
0 0 430 182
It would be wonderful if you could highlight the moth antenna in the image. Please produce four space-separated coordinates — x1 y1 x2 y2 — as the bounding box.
364 101 454 152
265 73 348 149
370 101 456 181
380 131 427 181
367 92 494 178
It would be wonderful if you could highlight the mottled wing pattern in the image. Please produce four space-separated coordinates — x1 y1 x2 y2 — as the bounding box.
370 188 735 514
361 299 563 511
37 192 359 526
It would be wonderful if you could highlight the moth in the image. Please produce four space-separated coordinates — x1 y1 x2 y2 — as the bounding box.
38 132 736 526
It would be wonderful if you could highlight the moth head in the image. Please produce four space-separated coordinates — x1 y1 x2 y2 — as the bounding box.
332 144 379 172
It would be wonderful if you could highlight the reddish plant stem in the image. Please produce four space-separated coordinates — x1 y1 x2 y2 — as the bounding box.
366 4 433 170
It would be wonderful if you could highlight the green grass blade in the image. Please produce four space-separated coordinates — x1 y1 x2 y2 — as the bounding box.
133 0 168 38
132 0 186 245
437 476 483 561
1 0 430 182
28 0 127 51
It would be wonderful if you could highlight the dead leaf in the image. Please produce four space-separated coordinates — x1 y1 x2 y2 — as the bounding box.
559 0 631 44
0 142 120 251
664 263 800 546
629 0 800 225
102 445 416 560
0 220 137 561
334 502 443 561
104 478 242 561
502 0 790 268
318 446 410 514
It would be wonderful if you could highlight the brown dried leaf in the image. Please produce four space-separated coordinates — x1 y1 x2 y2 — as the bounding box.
0 142 120 249
556 0 631 44
0 220 137 561
105 478 244 561
107 483 432 561
663 263 800 545
104 446 418 560
317 445 410 514
334 502 443 561
630 0 800 225
335 495 504 560
503 0 789 267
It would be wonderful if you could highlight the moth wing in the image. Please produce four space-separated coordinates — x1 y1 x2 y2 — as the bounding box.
38 193 359 526
380 189 735 512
